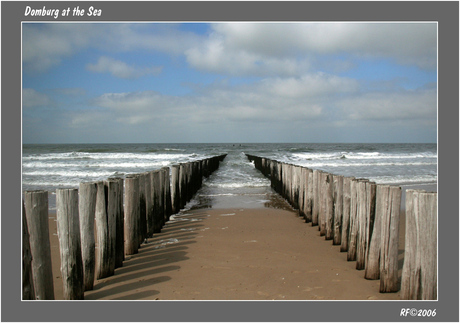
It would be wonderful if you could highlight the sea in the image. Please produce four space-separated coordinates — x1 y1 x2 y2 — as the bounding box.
22 143 437 211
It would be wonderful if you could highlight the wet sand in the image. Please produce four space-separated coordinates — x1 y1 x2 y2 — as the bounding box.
49 205 405 301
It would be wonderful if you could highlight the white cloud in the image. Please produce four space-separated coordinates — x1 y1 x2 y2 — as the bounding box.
339 87 437 121
22 23 204 73
86 56 162 79
22 24 97 72
23 22 436 76
87 73 366 127
22 88 53 108
185 22 437 76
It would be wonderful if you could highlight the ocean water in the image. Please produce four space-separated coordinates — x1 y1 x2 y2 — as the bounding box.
22 143 437 210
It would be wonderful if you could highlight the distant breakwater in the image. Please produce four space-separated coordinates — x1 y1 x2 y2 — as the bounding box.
22 154 227 300
246 154 437 300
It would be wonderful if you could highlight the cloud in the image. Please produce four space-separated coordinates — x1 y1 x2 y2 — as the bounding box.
22 88 53 108
86 56 162 79
185 22 437 76
22 24 97 72
23 22 436 77
86 72 379 128
22 23 204 73
339 87 437 122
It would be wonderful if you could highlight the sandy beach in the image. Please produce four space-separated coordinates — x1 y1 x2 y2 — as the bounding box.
48 201 409 301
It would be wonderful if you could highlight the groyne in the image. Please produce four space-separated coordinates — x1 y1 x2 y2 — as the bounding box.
245 154 437 300
22 154 227 300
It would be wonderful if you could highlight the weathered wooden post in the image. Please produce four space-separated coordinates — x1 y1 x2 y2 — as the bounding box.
95 181 110 279
78 182 97 290
124 175 139 255
178 163 186 209
171 165 180 214
356 180 369 270
305 168 314 223
364 182 380 279
159 167 166 225
114 177 124 268
138 173 146 246
147 171 155 237
319 172 327 236
361 182 376 271
299 167 308 220
107 179 119 273
152 170 163 233
312 170 320 226
292 165 301 210
56 188 84 300
416 191 437 300
347 179 359 261
400 189 419 298
23 190 54 300
333 175 343 245
325 173 334 240
162 167 173 223
22 201 35 300
380 185 401 293
340 177 353 252
401 190 437 300
144 172 152 239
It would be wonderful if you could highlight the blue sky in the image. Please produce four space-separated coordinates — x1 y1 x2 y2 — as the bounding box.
22 22 437 144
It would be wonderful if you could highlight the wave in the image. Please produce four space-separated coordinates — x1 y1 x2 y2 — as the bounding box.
369 174 437 185
22 152 197 161
292 161 437 168
290 151 437 161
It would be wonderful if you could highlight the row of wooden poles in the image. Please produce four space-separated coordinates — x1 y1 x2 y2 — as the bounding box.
245 154 437 300
22 154 227 300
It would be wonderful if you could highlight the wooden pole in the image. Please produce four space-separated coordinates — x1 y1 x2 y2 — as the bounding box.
319 172 327 236
340 177 353 252
162 167 173 223
144 172 152 239
22 200 35 300
333 175 343 245
298 167 306 219
305 168 313 223
138 173 146 246
325 173 334 240
106 179 119 274
23 190 54 300
417 191 437 300
347 179 359 261
312 170 320 226
400 189 420 297
152 170 162 233
171 165 180 214
356 180 369 270
124 175 139 255
56 188 84 300
401 190 437 300
380 185 401 293
365 183 380 280
147 171 155 237
362 182 376 273
95 181 110 279
114 177 124 268
178 164 186 209
78 182 97 291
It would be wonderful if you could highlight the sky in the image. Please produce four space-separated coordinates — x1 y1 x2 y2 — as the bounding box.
22 22 437 144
